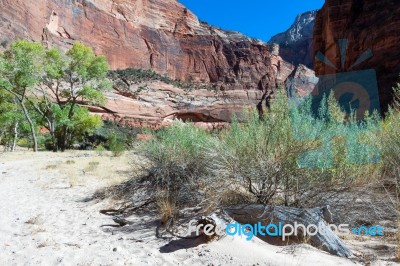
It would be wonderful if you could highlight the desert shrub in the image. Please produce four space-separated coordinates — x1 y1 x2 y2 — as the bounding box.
392 82 400 110
156 191 179 224
140 121 212 212
95 145 106 156
108 135 125 157
380 85 400 195
90 121 141 149
136 90 384 216
207 91 382 207
85 161 100 172
207 96 305 206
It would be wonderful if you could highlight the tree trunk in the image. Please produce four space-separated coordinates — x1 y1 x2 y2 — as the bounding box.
19 100 38 152
49 122 57 152
52 134 57 152
11 121 18 152
1 88 38 152
61 127 67 152
225 204 352 257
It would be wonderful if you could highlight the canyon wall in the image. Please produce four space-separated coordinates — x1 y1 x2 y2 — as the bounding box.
313 0 400 111
0 0 298 125
0 0 290 91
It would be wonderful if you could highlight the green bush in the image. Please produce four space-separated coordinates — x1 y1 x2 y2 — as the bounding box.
95 145 106 156
139 90 387 210
140 121 212 207
108 135 125 157
379 84 400 193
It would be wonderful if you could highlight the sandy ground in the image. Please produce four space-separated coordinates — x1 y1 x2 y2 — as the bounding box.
0 151 396 266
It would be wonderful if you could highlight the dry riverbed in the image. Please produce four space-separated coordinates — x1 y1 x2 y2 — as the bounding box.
0 151 397 265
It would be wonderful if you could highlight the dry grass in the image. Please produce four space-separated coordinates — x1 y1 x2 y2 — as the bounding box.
53 152 137 187
84 161 100 172
156 195 177 224
0 150 139 188
45 164 58 170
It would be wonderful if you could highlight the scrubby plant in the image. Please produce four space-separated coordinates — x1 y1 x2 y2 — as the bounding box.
108 135 125 157
211 91 380 207
85 161 100 172
95 145 106 156
140 121 212 212
207 94 307 206
380 84 400 195
140 90 385 213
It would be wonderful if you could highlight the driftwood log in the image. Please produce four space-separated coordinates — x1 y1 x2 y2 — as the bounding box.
225 204 352 257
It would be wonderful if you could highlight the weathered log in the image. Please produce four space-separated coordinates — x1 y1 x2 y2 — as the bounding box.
225 204 352 257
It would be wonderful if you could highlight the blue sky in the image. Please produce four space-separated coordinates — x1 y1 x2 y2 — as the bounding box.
178 0 325 42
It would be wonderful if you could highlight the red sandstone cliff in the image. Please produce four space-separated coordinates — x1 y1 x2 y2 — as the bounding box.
313 0 400 110
0 0 298 125
0 0 290 91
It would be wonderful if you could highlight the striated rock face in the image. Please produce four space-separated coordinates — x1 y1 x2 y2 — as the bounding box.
313 0 400 111
91 79 263 129
0 0 298 125
0 0 289 91
286 65 319 98
270 11 317 68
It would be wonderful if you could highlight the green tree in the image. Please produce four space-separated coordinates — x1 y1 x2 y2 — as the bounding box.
0 90 22 151
49 43 109 151
0 40 45 152
0 41 109 152
28 42 110 151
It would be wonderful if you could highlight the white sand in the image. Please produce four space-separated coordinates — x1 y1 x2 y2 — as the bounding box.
0 151 372 265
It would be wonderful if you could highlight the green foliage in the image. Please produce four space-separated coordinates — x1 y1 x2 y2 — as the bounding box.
95 145 106 156
1 40 45 90
0 40 47 151
141 121 212 206
43 43 111 105
53 104 103 143
141 90 385 209
210 94 312 205
91 121 141 149
379 84 400 191
67 43 108 79
45 48 66 80
0 40 109 152
43 43 110 151
290 93 381 170
107 135 125 157
392 82 400 110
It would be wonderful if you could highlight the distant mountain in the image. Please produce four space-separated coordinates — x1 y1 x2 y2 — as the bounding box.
269 11 317 68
